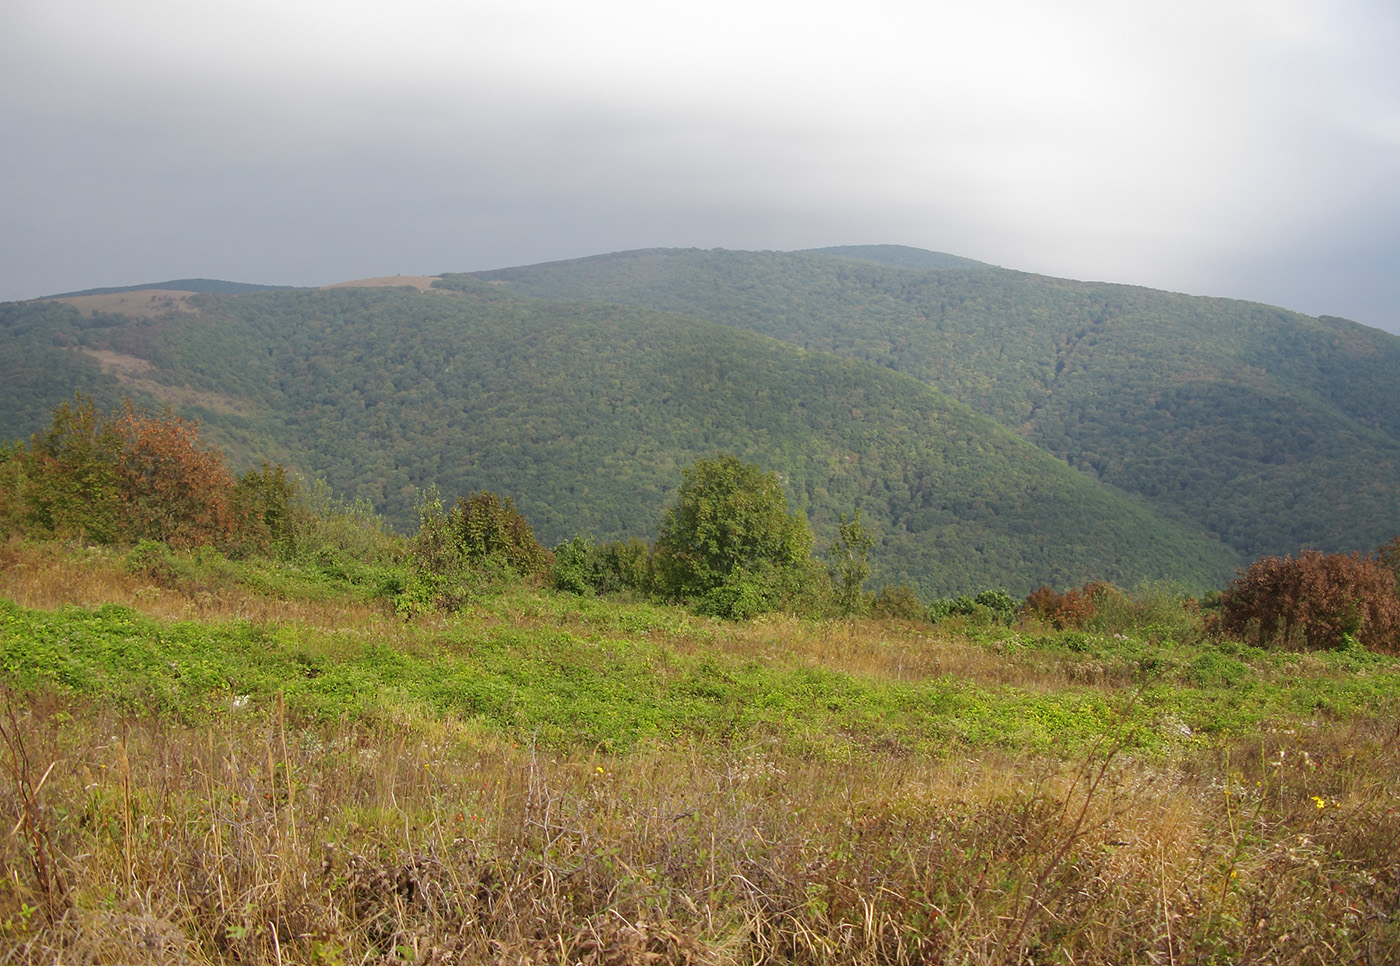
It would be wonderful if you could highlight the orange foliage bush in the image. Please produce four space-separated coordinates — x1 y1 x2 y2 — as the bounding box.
110 401 236 548
4 395 285 552
1216 548 1400 653
1021 581 1122 630
1379 535 1400 583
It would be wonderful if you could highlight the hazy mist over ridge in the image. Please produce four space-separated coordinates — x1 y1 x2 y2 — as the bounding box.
3 0 1398 334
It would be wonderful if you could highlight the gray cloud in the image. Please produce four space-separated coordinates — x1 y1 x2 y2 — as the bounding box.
3 0 1398 333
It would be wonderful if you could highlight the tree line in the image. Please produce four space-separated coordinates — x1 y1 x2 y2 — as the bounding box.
3 396 1398 652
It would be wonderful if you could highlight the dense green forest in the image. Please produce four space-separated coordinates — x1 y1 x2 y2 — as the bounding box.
4 244 1398 594
0 281 1241 597
466 247 1400 560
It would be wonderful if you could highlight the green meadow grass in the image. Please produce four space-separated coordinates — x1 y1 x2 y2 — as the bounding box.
4 586 1396 757
3 544 1399 963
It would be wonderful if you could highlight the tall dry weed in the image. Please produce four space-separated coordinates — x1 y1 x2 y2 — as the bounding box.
1 700 1394 964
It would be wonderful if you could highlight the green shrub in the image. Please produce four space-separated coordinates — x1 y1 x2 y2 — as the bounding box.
451 491 552 579
695 567 770 620
551 535 597 595
590 538 653 596
871 583 925 621
653 454 815 614
229 463 298 558
974 589 1018 625
827 510 875 616
126 539 178 586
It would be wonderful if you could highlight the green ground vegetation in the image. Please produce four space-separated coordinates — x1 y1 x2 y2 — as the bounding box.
1 532 1398 964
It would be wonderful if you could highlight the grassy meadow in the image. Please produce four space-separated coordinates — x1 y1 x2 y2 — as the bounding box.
1 540 1398 964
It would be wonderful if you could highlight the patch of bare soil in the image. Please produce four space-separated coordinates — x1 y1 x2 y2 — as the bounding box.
323 275 441 291
74 349 251 416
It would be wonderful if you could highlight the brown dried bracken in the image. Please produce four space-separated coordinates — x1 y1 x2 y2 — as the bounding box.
1215 547 1400 653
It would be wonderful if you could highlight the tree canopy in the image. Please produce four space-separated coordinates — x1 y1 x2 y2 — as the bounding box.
652 454 815 612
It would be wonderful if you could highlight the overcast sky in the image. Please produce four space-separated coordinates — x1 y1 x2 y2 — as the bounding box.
4 0 1399 333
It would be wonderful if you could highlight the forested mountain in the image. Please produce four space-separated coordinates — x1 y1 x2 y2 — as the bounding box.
465 248 1400 561
0 279 1240 596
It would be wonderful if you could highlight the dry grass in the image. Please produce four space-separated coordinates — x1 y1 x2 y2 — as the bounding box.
67 346 254 417
2 544 1399 962
0 694 1396 964
0 541 390 632
53 291 199 319
657 613 1116 694
323 276 442 292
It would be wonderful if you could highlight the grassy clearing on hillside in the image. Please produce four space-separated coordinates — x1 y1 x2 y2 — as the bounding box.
1 541 1399 963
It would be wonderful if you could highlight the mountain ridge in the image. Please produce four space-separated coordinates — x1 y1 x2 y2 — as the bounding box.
464 247 1400 561
5 245 1397 595
1 277 1243 596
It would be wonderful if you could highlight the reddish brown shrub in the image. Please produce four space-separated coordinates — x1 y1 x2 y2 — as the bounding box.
1378 535 1400 583
1216 549 1400 653
7 395 285 552
1023 584 1095 629
110 401 237 549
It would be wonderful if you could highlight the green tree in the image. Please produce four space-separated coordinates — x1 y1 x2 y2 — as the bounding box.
22 394 122 543
451 491 552 578
653 454 815 614
828 509 875 616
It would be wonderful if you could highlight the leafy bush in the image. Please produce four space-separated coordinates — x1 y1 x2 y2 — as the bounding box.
928 588 1018 627
6 395 259 550
228 463 298 558
652 454 815 614
1022 581 1120 630
1215 549 1400 653
1379 535 1400 584
827 510 875 616
0 442 23 538
589 538 652 596
108 401 238 548
15 395 124 543
404 488 551 611
870 583 925 620
451 491 552 579
407 485 464 578
125 539 178 586
550 535 597 595
1090 580 1204 643
290 478 401 570
695 566 771 620
550 535 654 598
973 589 1018 625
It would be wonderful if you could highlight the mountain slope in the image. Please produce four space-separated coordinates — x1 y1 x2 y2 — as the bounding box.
800 245 994 272
54 279 298 297
0 282 1238 596
465 248 1400 559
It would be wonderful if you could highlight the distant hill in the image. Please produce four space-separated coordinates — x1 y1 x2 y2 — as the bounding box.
5 245 1397 592
0 280 1239 597
53 279 299 297
467 247 1400 562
